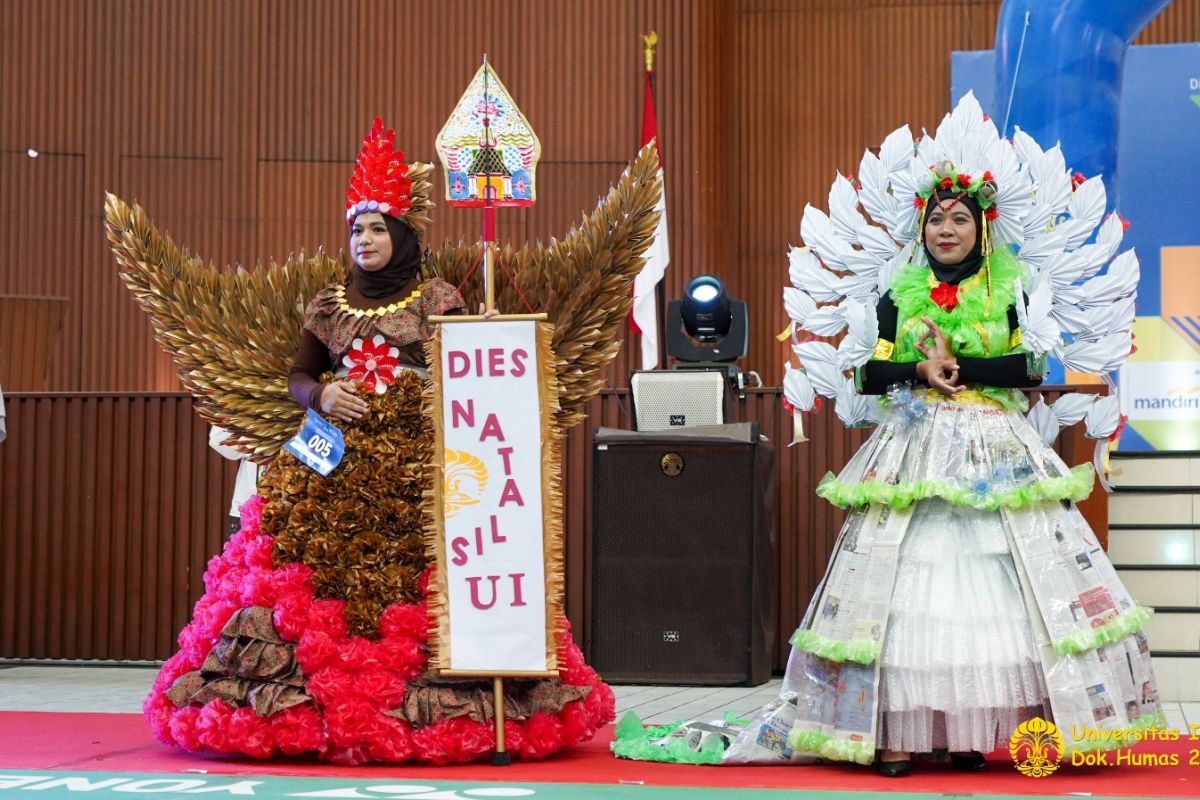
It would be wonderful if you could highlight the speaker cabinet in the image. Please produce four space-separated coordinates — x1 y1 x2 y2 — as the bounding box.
589 427 777 685
629 369 730 431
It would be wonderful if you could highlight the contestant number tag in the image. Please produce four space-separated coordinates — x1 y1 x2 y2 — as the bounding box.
284 408 345 476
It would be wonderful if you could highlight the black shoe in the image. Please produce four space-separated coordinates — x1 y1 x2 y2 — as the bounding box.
876 758 911 777
951 751 986 771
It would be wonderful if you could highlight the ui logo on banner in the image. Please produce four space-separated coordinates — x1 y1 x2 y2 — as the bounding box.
1010 717 1063 777
443 449 488 518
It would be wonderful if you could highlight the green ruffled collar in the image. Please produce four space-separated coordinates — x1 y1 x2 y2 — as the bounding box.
890 247 1024 349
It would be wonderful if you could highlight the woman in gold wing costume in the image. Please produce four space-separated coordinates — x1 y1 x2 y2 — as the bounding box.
107 121 664 764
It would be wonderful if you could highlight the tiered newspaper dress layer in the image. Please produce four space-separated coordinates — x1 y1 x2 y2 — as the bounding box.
722 388 1158 764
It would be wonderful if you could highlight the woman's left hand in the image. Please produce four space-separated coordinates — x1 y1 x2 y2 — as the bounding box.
915 316 955 362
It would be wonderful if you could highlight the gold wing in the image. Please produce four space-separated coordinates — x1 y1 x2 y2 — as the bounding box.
428 143 662 428
106 144 659 453
104 193 347 461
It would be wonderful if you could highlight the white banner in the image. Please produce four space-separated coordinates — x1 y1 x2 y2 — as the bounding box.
1121 360 1200 422
437 320 551 673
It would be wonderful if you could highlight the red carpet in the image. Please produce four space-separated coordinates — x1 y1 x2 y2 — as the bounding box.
1 712 1197 797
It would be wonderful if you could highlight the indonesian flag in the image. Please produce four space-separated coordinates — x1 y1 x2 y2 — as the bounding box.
630 64 669 370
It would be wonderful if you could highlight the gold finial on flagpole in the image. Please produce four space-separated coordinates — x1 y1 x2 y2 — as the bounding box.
643 31 658 72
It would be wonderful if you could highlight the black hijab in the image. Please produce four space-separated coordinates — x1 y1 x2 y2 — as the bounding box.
921 189 986 285
350 215 423 298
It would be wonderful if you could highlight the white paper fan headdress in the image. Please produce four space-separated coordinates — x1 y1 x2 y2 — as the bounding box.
782 91 1139 432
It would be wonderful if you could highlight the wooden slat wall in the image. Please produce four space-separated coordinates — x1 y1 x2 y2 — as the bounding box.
2 0 1195 392
0 393 235 661
1138 0 1200 42
0 0 731 391
0 296 68 390
2 387 1100 664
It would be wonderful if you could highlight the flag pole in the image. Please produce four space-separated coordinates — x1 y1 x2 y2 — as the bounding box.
478 54 505 766
656 268 667 368
481 54 497 316
644 32 665 369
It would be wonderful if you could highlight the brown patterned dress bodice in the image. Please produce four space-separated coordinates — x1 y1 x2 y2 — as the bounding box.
303 276 465 368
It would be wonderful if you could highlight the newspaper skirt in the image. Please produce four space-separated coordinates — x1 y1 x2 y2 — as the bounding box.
724 392 1161 765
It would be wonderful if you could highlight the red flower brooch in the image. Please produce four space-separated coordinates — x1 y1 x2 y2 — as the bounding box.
343 335 400 394
930 281 959 311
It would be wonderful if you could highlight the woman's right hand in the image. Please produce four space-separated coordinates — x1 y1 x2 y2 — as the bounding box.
319 381 369 423
914 317 962 397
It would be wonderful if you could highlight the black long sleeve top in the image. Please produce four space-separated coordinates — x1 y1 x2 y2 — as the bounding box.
857 291 1043 395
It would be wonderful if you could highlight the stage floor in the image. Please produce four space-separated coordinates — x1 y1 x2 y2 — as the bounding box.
2 665 1199 799
0 664 787 723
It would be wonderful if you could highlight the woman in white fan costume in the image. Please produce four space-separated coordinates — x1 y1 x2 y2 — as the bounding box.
613 93 1160 775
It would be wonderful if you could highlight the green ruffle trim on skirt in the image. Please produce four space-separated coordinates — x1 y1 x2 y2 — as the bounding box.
1061 710 1169 755
609 711 726 765
816 463 1095 511
789 628 881 665
1052 606 1154 657
787 728 876 765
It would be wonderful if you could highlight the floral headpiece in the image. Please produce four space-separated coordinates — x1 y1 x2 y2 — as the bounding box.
345 118 435 233
914 160 1000 222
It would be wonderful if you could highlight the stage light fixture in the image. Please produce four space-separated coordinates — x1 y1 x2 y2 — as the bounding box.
680 276 732 342
632 274 752 431
665 274 748 366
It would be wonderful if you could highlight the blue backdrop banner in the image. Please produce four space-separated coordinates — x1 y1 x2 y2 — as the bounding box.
952 43 1200 451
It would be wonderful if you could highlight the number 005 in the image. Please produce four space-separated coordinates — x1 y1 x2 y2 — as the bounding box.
307 434 333 458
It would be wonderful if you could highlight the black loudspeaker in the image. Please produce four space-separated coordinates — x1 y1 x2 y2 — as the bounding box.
589 425 777 685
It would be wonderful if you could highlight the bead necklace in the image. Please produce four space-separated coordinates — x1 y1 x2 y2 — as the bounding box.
333 284 423 320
